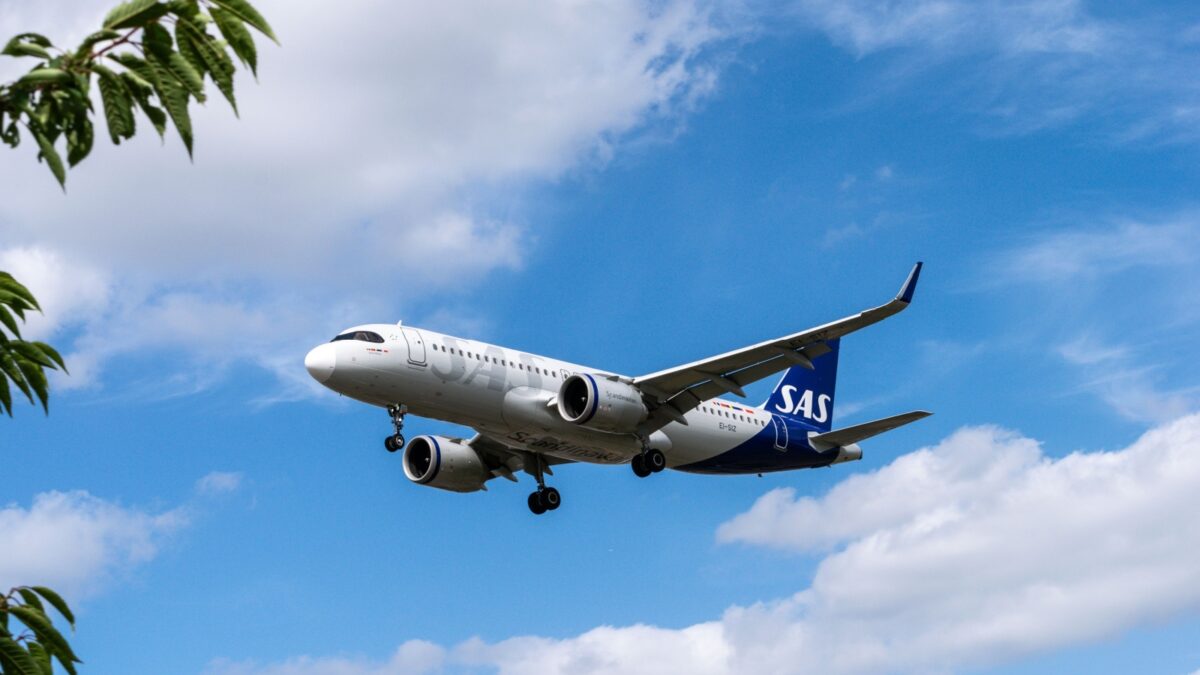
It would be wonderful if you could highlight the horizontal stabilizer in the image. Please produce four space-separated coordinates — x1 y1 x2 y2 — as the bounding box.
808 410 932 448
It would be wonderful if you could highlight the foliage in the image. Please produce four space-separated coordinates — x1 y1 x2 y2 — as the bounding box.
0 0 277 189
0 586 80 675
0 273 66 416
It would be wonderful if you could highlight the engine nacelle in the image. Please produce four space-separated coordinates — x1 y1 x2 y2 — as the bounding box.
557 373 648 433
402 435 489 493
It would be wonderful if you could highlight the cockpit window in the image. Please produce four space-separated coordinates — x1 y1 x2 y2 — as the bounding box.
331 330 385 343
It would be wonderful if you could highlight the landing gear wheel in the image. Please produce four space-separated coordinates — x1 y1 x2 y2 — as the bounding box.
645 448 667 473
631 454 652 478
384 434 404 452
528 491 548 515
540 487 561 511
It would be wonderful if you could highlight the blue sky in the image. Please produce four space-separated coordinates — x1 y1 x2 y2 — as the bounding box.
3 1 1200 673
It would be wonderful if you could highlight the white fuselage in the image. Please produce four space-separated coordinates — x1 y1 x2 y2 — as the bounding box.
305 323 811 472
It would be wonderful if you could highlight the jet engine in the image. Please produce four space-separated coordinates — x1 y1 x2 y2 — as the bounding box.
402 435 489 493
557 373 648 433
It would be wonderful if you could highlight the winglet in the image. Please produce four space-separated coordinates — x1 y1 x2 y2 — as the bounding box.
896 262 923 304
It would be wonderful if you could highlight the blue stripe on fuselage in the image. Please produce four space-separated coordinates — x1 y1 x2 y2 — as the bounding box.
675 417 838 474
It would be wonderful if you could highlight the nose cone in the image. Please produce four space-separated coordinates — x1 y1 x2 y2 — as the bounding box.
305 343 336 383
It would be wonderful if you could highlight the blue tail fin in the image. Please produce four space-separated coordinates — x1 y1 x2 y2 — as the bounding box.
762 338 840 432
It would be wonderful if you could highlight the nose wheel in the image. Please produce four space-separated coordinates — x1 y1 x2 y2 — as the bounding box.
631 448 666 478
384 404 407 452
526 453 562 515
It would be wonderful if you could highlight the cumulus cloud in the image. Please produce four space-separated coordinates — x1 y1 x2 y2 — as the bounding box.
205 414 1200 674
0 246 111 341
0 490 187 599
0 0 731 394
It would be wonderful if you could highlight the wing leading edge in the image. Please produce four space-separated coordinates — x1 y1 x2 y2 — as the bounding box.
633 262 923 432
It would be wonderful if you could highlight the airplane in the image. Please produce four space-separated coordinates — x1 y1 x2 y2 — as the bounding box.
304 263 930 515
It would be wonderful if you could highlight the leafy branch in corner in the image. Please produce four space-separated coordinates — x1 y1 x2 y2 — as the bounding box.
0 586 80 675
0 272 66 416
0 0 277 189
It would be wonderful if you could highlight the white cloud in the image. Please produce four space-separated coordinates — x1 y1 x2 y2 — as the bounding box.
792 0 1106 57
1057 334 1198 424
196 472 244 496
204 414 1200 674
0 246 111 341
0 0 731 395
998 219 1200 283
207 641 446 675
0 490 187 599
789 0 1200 141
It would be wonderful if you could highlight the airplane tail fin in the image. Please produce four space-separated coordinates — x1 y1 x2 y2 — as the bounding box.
762 338 840 432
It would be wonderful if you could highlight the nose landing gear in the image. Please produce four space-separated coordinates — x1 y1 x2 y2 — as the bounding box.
384 404 407 452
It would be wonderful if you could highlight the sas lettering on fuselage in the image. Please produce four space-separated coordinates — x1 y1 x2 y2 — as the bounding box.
774 385 831 423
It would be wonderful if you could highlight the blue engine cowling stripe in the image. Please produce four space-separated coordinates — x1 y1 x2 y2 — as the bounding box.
578 373 600 425
418 436 442 484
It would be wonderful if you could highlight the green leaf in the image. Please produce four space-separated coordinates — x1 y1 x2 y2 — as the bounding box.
132 92 168 138
9 341 55 368
0 636 42 675
0 373 11 416
7 606 80 667
151 60 193 155
104 0 169 30
0 352 34 405
30 588 74 628
211 0 278 42
175 21 208 77
25 641 53 675
141 21 174 59
31 129 66 189
178 19 237 112
95 64 136 143
167 0 204 23
210 7 257 76
73 28 124 59
3 43 52 60
31 343 68 374
0 272 41 308
17 69 72 87
5 33 52 48
165 50 206 99
16 589 45 613
66 119 94 167
0 305 20 338
14 353 50 413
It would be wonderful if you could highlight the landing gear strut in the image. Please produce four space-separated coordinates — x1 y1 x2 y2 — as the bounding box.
526 454 562 515
383 404 407 452
631 447 666 478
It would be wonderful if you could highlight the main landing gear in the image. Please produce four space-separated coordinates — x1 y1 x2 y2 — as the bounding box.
526 454 562 515
631 447 666 478
383 404 407 452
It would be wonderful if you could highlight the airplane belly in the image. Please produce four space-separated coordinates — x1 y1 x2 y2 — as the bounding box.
663 418 761 467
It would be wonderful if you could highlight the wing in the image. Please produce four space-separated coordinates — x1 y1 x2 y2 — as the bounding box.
634 263 922 431
468 433 575 484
